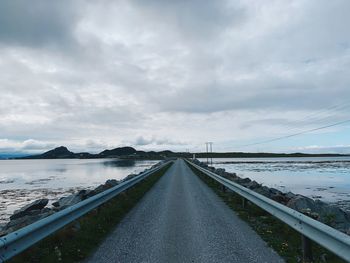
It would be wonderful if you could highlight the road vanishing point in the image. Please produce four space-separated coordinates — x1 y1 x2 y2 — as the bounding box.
87 159 283 263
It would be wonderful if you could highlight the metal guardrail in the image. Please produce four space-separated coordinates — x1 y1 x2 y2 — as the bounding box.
0 161 172 262
185 160 350 262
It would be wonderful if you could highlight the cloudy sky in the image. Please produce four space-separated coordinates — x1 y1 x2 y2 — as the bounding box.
1 0 350 154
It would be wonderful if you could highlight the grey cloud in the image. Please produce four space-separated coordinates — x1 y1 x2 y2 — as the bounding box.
0 0 79 47
134 136 186 146
131 0 246 41
0 1 349 153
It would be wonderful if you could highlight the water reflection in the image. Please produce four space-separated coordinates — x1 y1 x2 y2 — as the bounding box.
103 159 136 167
0 158 159 223
199 157 350 205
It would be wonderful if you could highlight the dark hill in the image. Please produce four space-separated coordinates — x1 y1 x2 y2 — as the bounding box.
25 146 75 159
99 147 137 157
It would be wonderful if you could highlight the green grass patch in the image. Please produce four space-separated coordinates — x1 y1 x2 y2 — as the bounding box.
9 163 172 263
187 164 346 263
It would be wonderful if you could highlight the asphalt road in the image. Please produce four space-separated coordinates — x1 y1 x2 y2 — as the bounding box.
87 159 284 263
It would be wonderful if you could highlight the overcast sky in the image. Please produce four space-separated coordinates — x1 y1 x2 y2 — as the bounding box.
1 0 350 154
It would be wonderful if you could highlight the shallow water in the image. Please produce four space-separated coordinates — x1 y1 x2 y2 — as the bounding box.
199 157 350 210
0 159 159 223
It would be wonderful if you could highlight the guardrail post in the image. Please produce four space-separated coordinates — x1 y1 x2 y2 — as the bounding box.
221 185 227 192
242 197 247 209
301 234 313 262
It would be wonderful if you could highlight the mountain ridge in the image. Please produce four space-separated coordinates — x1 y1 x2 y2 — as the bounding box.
13 146 350 160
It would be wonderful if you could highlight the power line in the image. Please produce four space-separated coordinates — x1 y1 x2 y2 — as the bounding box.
257 102 350 141
240 118 350 147
278 102 350 133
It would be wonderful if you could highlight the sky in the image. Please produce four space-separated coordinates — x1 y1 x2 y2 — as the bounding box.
1 0 350 154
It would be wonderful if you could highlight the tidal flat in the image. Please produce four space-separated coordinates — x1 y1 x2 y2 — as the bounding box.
199 157 350 212
0 159 159 223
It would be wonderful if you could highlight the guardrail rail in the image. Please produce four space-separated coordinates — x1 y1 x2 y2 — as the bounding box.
0 161 172 262
185 159 350 262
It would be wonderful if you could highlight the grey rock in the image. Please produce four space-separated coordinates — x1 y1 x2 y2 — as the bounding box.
269 188 282 196
222 172 237 181
105 179 119 187
193 159 201 165
0 223 6 236
215 168 226 176
236 177 251 185
254 186 271 197
94 184 108 194
245 180 261 190
271 194 290 204
10 199 49 220
207 166 216 172
84 189 97 198
93 179 120 195
52 190 91 210
287 195 350 230
125 174 137 181
285 191 296 200
199 162 208 168
287 195 316 211
4 209 54 234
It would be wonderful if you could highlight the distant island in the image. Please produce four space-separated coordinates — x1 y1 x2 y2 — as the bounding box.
8 146 349 160
14 146 176 160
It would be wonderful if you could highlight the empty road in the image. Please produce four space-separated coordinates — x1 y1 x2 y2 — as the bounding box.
87 159 283 263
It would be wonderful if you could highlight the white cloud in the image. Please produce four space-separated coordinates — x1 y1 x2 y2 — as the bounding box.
0 139 56 153
293 145 350 154
0 0 350 153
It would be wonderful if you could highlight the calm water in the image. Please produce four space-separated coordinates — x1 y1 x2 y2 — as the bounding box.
0 159 159 223
199 157 350 207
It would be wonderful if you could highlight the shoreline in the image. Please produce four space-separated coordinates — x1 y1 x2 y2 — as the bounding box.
0 161 166 236
193 159 350 235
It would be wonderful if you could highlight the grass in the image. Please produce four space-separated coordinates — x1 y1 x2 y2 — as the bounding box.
9 163 172 263
187 164 346 263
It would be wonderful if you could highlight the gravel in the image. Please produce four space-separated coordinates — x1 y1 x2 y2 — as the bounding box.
86 159 284 263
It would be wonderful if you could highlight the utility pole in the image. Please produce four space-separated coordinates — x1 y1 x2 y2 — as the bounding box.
205 142 213 164
208 142 213 165
205 142 209 164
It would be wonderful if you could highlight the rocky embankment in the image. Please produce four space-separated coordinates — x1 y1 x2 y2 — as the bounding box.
192 159 350 235
0 162 164 237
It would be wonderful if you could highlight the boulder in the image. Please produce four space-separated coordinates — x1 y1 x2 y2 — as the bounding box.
285 192 296 200
105 179 119 187
254 186 271 198
269 188 282 196
271 194 290 204
207 166 216 172
124 174 137 181
236 177 251 185
287 195 350 230
10 199 49 220
4 208 54 235
222 172 237 181
215 168 226 176
0 223 6 237
52 190 92 210
199 162 208 168
245 180 261 190
193 159 201 165
93 179 120 195
94 184 108 194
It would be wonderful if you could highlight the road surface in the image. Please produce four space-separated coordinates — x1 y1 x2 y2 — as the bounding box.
87 159 283 263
